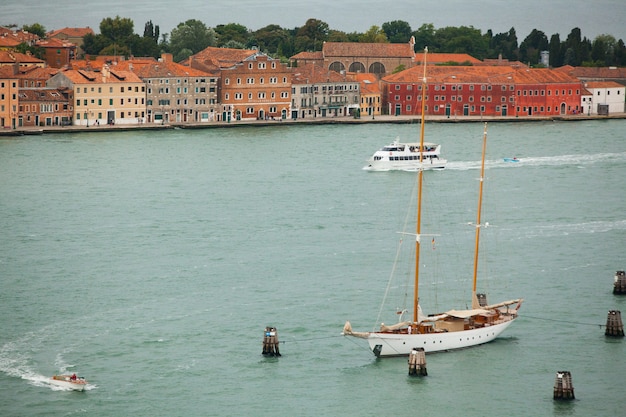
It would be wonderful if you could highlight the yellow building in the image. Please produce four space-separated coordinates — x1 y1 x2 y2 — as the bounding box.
0 77 19 129
47 65 146 126
348 72 381 118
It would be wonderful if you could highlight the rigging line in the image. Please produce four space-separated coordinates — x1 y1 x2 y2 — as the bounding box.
341 334 378 354
522 314 607 327
375 176 419 329
281 334 346 343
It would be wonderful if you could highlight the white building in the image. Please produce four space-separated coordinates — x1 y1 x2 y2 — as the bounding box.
582 81 625 115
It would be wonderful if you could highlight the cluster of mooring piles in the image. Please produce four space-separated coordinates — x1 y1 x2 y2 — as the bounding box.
408 347 427 376
553 371 575 400
607 271 625 337
261 326 281 357
613 270 626 294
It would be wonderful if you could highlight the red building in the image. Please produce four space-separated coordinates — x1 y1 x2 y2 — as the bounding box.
382 65 582 117
17 87 74 127
36 38 76 68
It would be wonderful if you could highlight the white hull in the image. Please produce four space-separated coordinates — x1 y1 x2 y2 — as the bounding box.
363 158 447 171
366 317 516 357
49 376 87 391
363 139 447 172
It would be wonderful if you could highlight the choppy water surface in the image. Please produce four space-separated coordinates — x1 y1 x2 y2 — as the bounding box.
1 120 625 416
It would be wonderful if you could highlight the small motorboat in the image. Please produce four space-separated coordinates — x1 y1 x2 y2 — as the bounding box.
503 157 520 162
49 374 88 391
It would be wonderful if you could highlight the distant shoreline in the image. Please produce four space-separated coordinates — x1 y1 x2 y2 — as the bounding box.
2 113 625 137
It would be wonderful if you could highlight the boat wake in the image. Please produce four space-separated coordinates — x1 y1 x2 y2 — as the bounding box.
446 151 626 171
498 219 626 243
0 333 94 391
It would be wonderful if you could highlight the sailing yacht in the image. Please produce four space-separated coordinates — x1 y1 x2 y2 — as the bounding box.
343 48 523 358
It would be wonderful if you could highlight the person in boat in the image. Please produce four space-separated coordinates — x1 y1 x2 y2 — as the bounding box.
70 373 77 381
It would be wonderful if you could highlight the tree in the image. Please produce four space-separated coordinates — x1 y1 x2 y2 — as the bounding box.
126 34 161 58
360 26 388 43
327 30 350 43
169 19 216 56
487 27 519 61
519 29 548 65
382 20 412 43
412 23 436 51
100 16 135 46
215 23 251 48
82 33 112 55
591 34 617 66
22 23 45 38
436 26 487 58
144 20 159 43
295 19 329 52
563 27 583 66
548 34 562 67
253 24 290 56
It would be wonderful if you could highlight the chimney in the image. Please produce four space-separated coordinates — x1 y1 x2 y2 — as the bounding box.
161 53 173 63
102 64 110 82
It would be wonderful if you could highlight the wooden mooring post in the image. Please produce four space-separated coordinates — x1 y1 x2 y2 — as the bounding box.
613 271 626 294
408 347 427 376
553 371 575 400
605 310 625 337
262 326 281 357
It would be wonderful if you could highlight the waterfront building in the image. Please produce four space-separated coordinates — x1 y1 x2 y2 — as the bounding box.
382 65 583 117
17 87 73 127
188 48 292 121
291 63 360 119
347 72 381 118
47 27 94 59
36 37 76 68
582 81 625 115
0 76 18 129
47 65 146 126
115 53 218 124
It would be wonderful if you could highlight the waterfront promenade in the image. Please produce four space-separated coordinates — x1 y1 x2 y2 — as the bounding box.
2 112 625 136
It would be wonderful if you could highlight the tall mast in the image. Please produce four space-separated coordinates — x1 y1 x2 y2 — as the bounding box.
413 47 428 324
471 122 488 309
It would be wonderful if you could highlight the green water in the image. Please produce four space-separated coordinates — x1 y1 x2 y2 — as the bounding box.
1 120 625 416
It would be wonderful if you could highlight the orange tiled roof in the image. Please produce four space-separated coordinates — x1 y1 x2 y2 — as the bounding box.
47 27 95 38
290 51 323 60
584 81 625 89
350 72 380 94
560 66 626 80
323 42 414 59
114 56 211 78
0 50 45 64
383 65 581 85
416 53 482 65
0 64 59 79
18 88 70 102
506 67 581 84
182 47 259 72
0 27 40 43
58 68 143 84
36 38 76 48
292 63 347 84
0 37 20 48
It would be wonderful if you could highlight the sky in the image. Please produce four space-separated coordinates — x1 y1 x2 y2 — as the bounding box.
3 0 625 41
